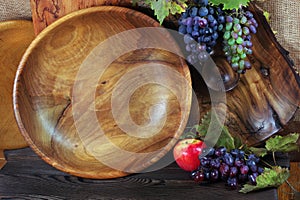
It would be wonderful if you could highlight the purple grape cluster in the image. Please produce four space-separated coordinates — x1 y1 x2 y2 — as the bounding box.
178 0 225 64
222 10 258 74
190 147 264 189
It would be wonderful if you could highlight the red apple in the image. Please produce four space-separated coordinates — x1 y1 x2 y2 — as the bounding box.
173 139 206 171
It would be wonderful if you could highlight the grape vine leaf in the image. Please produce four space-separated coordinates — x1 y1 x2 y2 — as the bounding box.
240 166 290 193
196 111 235 150
210 0 252 10
249 147 268 157
263 11 271 23
142 0 187 24
265 133 300 153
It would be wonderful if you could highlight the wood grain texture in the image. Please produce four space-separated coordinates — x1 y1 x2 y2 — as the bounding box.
0 20 35 152
30 0 134 35
195 4 300 146
278 162 300 200
13 7 192 179
0 148 279 200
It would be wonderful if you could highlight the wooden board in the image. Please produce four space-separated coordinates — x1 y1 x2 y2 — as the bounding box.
0 20 35 169
0 147 280 200
30 0 134 35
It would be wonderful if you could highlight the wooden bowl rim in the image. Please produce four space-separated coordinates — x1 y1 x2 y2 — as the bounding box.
0 19 33 29
13 6 192 178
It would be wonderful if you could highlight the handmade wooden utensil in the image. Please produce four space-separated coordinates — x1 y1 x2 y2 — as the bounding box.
13 6 192 179
0 20 35 169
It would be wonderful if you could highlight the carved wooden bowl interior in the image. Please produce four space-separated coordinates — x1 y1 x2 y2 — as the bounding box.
13 6 192 179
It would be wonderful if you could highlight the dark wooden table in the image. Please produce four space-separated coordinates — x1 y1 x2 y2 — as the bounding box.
0 148 279 200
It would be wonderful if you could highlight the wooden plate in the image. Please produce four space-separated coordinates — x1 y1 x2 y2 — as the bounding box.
13 6 192 179
0 20 34 168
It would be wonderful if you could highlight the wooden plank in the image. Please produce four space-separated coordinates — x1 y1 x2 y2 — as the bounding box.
0 148 278 200
30 0 133 35
278 162 300 200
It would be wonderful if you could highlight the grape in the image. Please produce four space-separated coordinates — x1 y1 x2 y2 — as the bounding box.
238 150 245 158
200 157 211 167
199 7 209 17
191 170 205 183
240 165 249 175
248 154 260 163
201 147 215 157
240 16 247 24
246 159 257 168
229 166 238 177
219 163 230 178
227 177 238 189
234 158 244 167
221 8 257 74
198 51 209 61
210 158 221 169
223 153 234 166
218 15 225 24
238 174 248 183
195 0 208 6
250 164 258 173
245 11 253 19
190 7 198 17
248 174 257 185
242 27 250 35
187 26 193 33
226 16 233 23
257 167 264 174
178 5 225 64
190 146 264 190
218 147 227 155
207 14 214 22
249 25 257 34
210 169 219 181
208 6 215 15
204 170 211 180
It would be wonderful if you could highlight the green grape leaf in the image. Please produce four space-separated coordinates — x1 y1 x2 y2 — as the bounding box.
240 166 290 193
210 0 252 10
265 133 300 153
196 111 235 150
195 111 211 137
216 125 235 150
263 11 271 22
249 147 268 157
143 0 187 24
150 0 170 24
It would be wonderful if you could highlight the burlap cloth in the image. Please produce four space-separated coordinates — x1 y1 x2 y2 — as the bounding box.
0 0 31 21
256 0 300 72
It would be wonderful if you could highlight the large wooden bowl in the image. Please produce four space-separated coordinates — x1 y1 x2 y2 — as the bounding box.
13 6 192 179
0 20 35 168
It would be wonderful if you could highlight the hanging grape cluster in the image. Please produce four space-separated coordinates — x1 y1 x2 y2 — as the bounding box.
222 10 258 73
178 0 258 74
